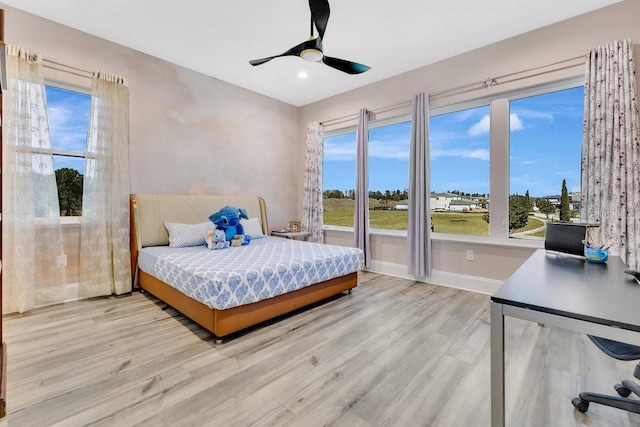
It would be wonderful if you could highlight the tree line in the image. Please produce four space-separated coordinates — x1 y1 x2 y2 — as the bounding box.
323 189 409 201
323 188 489 201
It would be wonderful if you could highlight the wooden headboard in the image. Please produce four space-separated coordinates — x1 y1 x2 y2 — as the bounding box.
129 194 268 280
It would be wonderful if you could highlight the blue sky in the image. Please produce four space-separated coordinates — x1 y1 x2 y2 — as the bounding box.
323 86 584 198
46 86 91 175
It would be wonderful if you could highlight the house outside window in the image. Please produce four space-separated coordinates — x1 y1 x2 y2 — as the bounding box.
429 104 490 236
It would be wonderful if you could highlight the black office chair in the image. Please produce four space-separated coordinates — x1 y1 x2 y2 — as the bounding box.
572 336 640 414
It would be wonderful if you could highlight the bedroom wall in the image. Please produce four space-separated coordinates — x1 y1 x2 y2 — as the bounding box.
0 4 300 295
299 0 640 293
3 2 639 300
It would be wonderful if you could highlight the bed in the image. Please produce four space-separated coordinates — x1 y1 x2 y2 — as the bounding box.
129 194 364 342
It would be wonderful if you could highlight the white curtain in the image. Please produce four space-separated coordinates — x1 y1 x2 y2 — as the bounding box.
2 45 66 313
302 121 325 243
407 93 432 277
79 71 131 297
354 109 371 267
581 39 640 268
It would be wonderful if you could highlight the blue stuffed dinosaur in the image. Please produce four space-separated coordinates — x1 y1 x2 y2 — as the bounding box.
208 205 251 245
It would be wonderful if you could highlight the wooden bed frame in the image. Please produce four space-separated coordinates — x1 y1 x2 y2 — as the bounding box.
129 194 357 342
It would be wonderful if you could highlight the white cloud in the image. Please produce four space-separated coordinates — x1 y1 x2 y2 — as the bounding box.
431 148 489 161
468 113 525 136
47 101 90 151
369 139 409 160
468 114 490 136
326 138 410 161
513 108 554 121
324 141 355 161
510 113 523 131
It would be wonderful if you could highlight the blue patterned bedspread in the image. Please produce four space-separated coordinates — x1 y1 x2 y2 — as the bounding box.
137 237 364 310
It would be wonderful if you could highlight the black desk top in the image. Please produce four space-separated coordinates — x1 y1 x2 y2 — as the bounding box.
492 249 640 332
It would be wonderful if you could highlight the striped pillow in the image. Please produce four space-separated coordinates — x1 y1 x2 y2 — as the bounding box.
164 221 213 248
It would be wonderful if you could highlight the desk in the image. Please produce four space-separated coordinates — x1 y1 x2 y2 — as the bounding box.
490 249 640 426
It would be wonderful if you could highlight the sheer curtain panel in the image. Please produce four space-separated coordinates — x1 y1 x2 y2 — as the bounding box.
581 39 640 268
79 71 132 297
2 45 66 313
302 121 325 243
354 109 371 267
407 93 432 277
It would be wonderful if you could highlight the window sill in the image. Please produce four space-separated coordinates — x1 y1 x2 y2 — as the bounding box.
60 216 81 227
323 226 544 250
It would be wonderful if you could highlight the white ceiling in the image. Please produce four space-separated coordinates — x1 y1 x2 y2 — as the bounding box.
1 0 622 107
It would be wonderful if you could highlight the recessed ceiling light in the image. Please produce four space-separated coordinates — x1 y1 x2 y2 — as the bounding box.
298 72 308 79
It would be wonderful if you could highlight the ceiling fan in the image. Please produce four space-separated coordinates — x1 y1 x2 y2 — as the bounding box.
249 0 371 75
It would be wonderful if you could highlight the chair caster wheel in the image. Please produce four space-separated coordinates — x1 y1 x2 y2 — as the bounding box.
572 397 589 413
615 383 631 397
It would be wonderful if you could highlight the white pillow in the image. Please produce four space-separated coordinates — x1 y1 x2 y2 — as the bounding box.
164 221 212 247
241 217 265 239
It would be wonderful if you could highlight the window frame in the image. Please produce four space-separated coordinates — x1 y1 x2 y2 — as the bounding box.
322 125 358 231
321 75 585 248
367 114 412 233
45 80 92 223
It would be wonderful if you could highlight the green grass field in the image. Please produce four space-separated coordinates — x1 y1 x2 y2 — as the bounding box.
323 198 546 236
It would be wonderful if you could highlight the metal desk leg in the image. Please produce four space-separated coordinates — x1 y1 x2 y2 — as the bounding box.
491 301 505 427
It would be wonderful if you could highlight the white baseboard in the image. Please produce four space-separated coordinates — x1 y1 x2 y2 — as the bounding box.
366 259 503 295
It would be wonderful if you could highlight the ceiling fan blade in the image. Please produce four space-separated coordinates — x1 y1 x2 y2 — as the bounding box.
249 40 308 66
322 56 371 74
249 56 279 66
309 0 330 40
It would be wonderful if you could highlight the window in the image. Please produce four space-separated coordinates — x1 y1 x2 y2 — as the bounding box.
320 80 584 243
508 86 584 240
46 85 91 216
323 130 356 227
368 119 411 230
429 105 490 236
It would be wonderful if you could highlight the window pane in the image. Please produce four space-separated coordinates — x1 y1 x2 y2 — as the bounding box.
323 131 356 227
430 105 490 236
53 156 84 216
47 86 91 154
47 85 90 216
368 120 411 230
509 86 584 240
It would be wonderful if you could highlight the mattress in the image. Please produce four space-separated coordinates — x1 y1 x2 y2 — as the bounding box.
137 236 364 310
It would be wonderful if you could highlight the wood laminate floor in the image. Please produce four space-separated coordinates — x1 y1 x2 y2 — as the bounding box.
4 271 640 426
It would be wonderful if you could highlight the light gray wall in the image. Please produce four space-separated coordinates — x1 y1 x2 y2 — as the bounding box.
1 4 300 286
299 0 640 288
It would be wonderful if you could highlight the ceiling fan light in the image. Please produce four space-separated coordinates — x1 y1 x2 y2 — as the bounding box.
301 48 323 62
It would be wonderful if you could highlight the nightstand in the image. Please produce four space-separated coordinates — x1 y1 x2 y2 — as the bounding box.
270 231 311 241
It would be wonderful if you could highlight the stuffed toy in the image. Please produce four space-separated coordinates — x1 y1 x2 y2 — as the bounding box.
208 205 251 245
205 229 229 250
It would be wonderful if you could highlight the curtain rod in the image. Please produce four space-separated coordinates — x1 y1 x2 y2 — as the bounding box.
42 58 92 79
321 54 585 127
